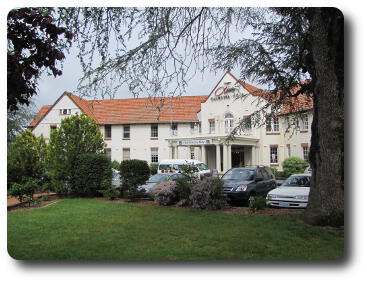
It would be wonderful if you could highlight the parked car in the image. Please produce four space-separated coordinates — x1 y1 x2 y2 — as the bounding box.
221 166 276 205
304 166 312 174
266 173 311 208
157 159 217 179
137 173 188 198
111 169 121 188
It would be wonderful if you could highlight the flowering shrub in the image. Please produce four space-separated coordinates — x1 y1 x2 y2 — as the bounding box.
152 181 178 206
190 177 228 210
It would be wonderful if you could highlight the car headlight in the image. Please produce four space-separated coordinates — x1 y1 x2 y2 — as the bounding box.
267 194 276 199
235 184 248 192
295 195 308 200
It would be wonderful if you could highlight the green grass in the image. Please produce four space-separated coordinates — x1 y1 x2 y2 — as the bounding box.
7 199 344 260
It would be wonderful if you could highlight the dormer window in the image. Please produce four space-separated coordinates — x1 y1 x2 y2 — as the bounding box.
59 109 71 115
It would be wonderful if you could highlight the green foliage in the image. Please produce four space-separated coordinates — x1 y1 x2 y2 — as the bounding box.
190 177 228 210
282 157 309 177
249 196 266 212
99 187 120 200
111 160 120 171
175 177 192 206
7 129 47 188
8 179 38 206
47 113 105 189
149 163 158 175
179 164 199 184
42 182 54 193
71 153 112 197
120 159 150 201
270 167 281 178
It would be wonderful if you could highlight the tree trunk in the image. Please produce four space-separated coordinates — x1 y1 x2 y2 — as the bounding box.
304 8 344 226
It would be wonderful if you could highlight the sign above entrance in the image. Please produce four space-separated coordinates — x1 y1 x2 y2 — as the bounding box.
178 139 212 146
210 82 242 102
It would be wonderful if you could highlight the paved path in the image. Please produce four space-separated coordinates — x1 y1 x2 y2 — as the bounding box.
7 192 57 207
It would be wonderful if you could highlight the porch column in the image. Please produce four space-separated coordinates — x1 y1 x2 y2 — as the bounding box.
201 145 206 164
174 145 178 159
216 144 221 172
168 145 173 159
223 144 228 172
252 146 256 165
227 144 232 169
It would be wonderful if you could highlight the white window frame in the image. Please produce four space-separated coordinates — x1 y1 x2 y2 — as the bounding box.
224 113 234 134
266 117 279 132
300 114 309 131
104 124 112 139
302 146 309 162
122 148 130 161
123 124 130 139
151 124 158 138
209 121 215 134
171 123 178 136
270 146 278 164
151 148 159 163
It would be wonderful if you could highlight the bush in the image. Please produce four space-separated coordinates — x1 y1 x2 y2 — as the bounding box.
249 196 266 212
99 187 120 200
190 177 228 210
282 157 309 177
149 163 158 175
111 160 121 171
270 167 281 178
175 177 192 206
152 181 178 206
8 179 38 206
71 153 112 197
120 159 150 201
42 182 54 193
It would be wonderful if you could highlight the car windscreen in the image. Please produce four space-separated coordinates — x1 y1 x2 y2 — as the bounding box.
148 174 170 183
158 164 171 171
221 169 255 181
282 175 311 187
196 163 208 171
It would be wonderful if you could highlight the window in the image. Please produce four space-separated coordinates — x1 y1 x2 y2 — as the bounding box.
266 117 279 132
151 124 158 138
242 116 252 135
209 120 215 134
270 146 278 164
171 123 178 136
190 122 201 135
122 148 130 161
190 147 195 159
104 124 112 139
287 144 291 158
50 125 57 133
224 113 234 133
59 109 71 115
302 146 309 162
105 148 111 160
300 114 309 131
151 148 158 163
123 125 130 139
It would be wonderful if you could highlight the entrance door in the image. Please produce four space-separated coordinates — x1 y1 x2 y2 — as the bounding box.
232 150 245 168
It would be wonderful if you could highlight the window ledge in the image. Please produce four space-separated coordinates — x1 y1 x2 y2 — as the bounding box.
300 130 308 133
150 137 158 140
122 138 130 140
266 132 280 135
104 138 112 140
270 163 279 167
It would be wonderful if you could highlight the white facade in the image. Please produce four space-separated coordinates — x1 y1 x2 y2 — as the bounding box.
31 72 312 173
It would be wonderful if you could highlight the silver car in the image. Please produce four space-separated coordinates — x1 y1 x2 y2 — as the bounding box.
266 173 311 208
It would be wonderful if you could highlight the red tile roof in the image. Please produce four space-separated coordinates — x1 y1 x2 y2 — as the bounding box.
29 105 52 127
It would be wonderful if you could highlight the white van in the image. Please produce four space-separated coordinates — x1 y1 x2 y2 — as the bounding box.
157 159 217 179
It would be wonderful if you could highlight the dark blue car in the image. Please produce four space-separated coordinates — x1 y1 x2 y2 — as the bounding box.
221 166 276 205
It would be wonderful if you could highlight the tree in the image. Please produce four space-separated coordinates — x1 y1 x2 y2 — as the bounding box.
7 102 35 145
7 129 47 187
47 114 105 188
7 8 73 112
54 8 343 226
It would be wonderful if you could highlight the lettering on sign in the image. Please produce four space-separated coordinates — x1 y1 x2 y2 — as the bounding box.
210 82 242 102
178 139 212 146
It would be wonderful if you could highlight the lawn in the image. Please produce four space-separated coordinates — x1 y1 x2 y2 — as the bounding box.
7 198 344 260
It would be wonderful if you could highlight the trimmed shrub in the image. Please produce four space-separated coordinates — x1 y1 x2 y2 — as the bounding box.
282 157 309 177
111 160 121 171
190 177 228 210
99 187 120 200
270 166 281 178
249 196 266 212
8 179 38 206
149 163 158 175
71 153 112 197
175 177 192 206
152 181 178 206
120 159 150 201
